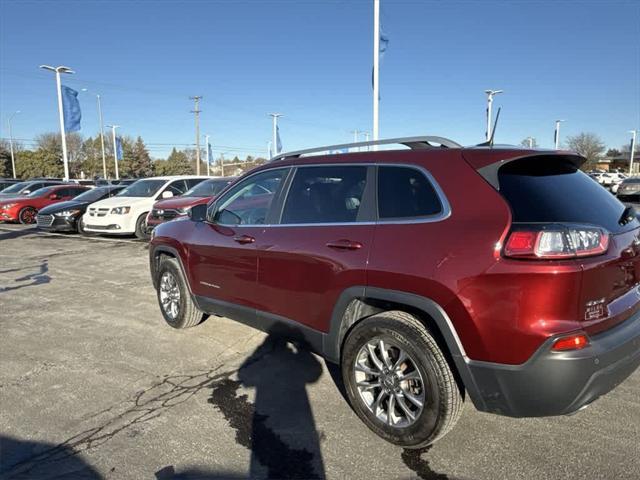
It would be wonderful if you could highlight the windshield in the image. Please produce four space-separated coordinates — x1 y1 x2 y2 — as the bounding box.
116 179 166 197
184 178 232 197
73 187 115 203
27 187 55 198
2 182 30 194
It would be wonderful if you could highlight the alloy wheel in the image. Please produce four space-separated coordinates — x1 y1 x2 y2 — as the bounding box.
159 271 181 320
353 337 426 428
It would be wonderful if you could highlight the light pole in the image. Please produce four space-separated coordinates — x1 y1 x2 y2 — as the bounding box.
484 89 503 141
40 65 74 181
373 0 380 147
269 113 282 158
106 124 120 180
629 130 637 175
7 110 20 179
81 89 107 179
554 120 566 149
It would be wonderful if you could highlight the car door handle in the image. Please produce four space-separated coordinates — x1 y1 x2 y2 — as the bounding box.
233 234 255 245
326 239 363 250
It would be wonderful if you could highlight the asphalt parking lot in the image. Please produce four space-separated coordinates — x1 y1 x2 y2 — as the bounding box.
0 224 639 480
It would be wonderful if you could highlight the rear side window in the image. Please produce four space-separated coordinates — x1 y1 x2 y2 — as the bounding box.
377 166 443 219
281 166 368 224
498 157 631 233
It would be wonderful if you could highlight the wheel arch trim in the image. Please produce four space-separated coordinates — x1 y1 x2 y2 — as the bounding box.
149 244 194 295
324 286 488 411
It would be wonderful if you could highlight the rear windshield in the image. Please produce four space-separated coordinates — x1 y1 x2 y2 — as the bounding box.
498 157 634 234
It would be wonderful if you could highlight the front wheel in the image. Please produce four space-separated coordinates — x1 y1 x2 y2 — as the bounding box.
18 207 37 224
156 256 205 329
134 213 150 240
341 310 464 448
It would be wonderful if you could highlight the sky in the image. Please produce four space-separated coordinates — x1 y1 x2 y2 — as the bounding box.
1 0 639 160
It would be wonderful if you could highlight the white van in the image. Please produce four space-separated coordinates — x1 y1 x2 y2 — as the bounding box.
82 176 206 238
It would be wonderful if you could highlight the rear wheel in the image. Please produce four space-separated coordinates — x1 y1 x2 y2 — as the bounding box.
156 256 205 329
341 310 463 448
134 213 150 240
18 207 37 224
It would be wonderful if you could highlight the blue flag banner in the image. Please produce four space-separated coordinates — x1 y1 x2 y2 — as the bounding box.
61 85 81 132
208 142 213 165
115 137 123 161
276 125 283 154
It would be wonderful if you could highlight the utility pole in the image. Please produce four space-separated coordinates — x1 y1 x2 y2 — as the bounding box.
191 96 202 175
40 65 74 181
269 113 283 158
351 129 360 152
220 152 225 177
554 120 565 149
629 130 637 175
106 124 120 180
204 134 210 176
363 132 370 151
7 110 20 178
484 89 503 141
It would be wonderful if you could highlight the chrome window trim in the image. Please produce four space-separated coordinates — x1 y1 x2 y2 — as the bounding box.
219 162 451 228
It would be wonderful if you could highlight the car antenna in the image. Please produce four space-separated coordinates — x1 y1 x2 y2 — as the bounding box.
477 107 501 147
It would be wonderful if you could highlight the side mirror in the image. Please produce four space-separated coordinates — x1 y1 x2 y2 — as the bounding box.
22 190 31 195
161 191 174 199
49 193 59 200
189 203 207 222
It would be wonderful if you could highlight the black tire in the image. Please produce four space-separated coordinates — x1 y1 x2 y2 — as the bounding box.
77 216 87 235
156 256 205 329
341 310 463 448
18 206 37 224
134 213 150 240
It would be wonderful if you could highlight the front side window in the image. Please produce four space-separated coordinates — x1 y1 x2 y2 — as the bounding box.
213 169 286 225
281 166 368 224
2 182 29 194
377 166 443 219
164 180 189 196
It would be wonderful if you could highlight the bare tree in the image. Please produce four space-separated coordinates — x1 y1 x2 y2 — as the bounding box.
565 133 605 169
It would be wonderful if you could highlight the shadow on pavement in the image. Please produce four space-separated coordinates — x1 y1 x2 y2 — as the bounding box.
0 259 50 293
0 434 101 479
0 226 39 241
209 334 325 479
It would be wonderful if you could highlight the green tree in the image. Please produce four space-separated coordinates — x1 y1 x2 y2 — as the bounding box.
119 136 154 178
565 133 605 170
0 140 13 178
15 149 63 178
155 148 193 175
606 148 621 158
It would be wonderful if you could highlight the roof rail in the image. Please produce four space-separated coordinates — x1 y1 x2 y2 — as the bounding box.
270 135 462 162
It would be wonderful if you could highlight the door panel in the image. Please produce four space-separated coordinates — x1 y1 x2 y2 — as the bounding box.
257 225 373 332
189 223 265 308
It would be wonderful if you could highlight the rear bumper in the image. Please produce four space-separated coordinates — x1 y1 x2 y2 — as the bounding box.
467 309 640 417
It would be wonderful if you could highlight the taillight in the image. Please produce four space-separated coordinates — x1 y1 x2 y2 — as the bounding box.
551 333 589 352
504 225 609 259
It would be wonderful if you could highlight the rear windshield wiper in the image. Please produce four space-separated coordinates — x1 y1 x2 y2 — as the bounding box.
618 206 637 226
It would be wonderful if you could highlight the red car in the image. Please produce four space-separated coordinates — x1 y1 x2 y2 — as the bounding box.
0 184 89 224
149 137 640 448
146 177 236 231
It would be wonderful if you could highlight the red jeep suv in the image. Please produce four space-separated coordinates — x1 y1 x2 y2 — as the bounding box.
149 136 640 447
